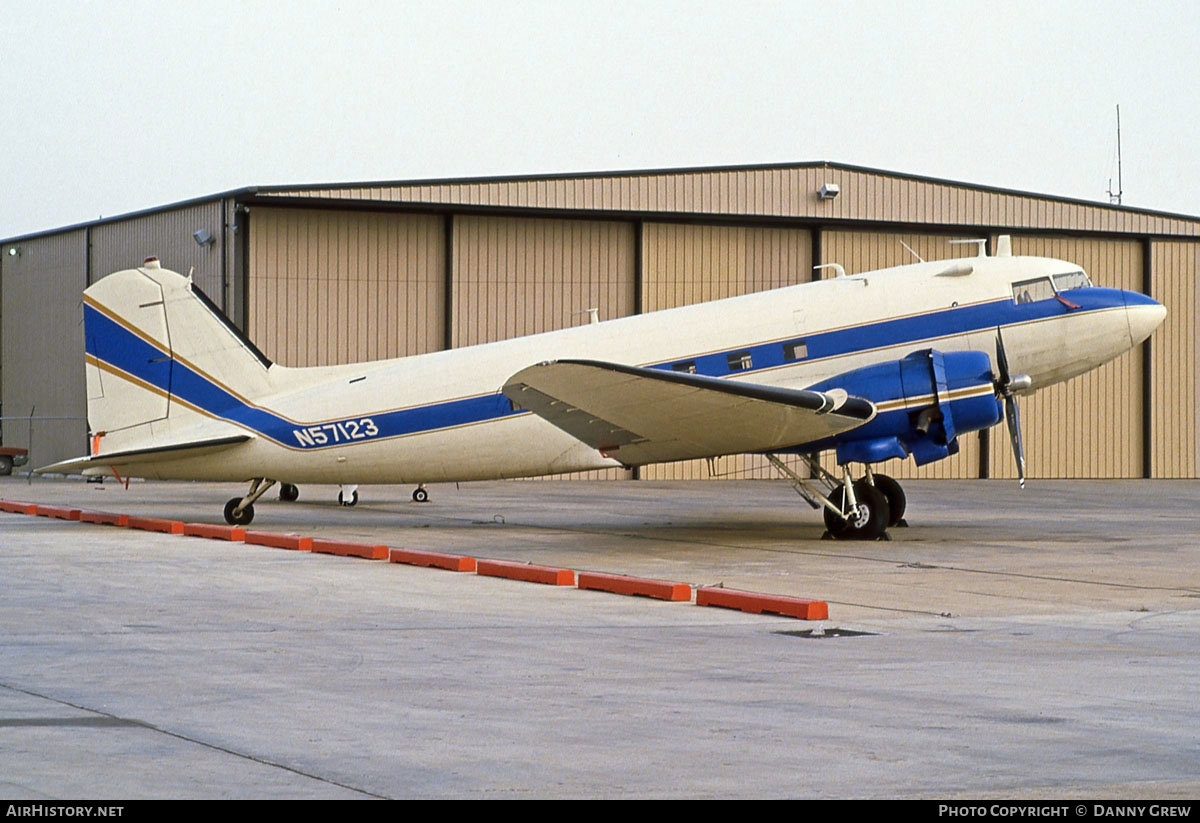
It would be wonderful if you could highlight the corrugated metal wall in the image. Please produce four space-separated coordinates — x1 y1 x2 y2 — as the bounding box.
986 236 1144 479
273 165 1200 238
247 207 445 366
89 202 227 303
0 231 88 466
1149 240 1199 478
450 216 636 480
450 216 635 347
639 222 812 480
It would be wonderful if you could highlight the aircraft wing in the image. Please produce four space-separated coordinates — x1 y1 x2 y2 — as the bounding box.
37 434 252 476
502 359 875 465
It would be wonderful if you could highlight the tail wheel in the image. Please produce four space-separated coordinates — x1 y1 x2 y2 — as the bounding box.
224 497 254 526
279 483 299 502
872 474 907 527
823 481 889 541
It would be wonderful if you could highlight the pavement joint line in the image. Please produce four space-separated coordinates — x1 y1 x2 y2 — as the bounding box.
0 680 389 800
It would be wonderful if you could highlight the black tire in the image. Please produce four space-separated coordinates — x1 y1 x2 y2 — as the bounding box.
338 490 358 507
872 474 906 527
412 487 429 503
224 497 254 526
0 456 12 476
279 483 299 502
822 481 890 541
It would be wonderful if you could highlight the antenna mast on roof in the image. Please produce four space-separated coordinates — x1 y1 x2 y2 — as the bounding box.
1107 105 1123 205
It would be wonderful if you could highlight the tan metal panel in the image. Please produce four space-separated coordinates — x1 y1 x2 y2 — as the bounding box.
449 215 635 480
638 222 812 480
1149 240 1199 477
247 207 444 367
985 236 1143 479
264 165 1200 237
1 230 88 466
451 216 635 346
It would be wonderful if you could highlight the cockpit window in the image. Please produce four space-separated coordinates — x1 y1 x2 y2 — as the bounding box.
1012 277 1055 305
1052 270 1093 291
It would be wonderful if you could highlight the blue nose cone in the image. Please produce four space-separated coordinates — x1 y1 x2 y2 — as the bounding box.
1123 290 1167 346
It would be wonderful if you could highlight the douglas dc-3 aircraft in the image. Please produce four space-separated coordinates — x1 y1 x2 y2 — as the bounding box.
41 235 1166 540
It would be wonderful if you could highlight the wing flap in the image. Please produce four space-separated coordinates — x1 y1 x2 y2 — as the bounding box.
502 359 874 465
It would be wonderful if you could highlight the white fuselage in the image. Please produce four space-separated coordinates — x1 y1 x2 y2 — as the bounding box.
94 254 1163 484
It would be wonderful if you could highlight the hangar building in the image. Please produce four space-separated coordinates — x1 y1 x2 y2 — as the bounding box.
2 162 1197 481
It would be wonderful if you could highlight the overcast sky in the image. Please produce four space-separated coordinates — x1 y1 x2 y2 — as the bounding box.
3 0 1198 239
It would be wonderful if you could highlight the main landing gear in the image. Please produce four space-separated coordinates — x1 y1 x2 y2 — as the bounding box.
338 484 359 507
765 454 906 541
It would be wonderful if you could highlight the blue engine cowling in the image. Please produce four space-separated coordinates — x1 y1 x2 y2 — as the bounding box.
806 349 1002 466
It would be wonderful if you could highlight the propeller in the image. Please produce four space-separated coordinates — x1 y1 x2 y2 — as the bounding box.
994 330 1032 488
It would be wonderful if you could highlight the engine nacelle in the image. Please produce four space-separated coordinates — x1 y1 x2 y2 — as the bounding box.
807 349 1002 466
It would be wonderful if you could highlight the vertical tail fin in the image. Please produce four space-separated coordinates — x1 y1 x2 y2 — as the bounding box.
84 258 272 456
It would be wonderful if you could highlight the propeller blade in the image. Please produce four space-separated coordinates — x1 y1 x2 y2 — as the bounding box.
995 329 1012 386
1005 395 1026 489
996 328 1027 488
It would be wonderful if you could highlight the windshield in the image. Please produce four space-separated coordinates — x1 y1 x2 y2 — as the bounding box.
1052 270 1093 291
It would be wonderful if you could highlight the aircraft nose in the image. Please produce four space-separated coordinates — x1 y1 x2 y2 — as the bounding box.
1124 291 1167 346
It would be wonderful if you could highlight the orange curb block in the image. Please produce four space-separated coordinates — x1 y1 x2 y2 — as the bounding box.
183 523 246 541
476 558 575 586
695 587 828 620
310 538 388 560
0 500 38 515
126 516 185 535
389 548 477 572
244 531 313 551
79 511 130 527
35 505 82 521
577 571 692 602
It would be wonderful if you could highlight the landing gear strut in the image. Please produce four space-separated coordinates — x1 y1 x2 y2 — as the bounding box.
766 454 902 541
224 478 277 526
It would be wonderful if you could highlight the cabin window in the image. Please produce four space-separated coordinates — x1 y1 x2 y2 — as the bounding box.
672 360 697 374
1052 270 1093 291
783 340 808 361
727 351 753 371
1012 277 1055 305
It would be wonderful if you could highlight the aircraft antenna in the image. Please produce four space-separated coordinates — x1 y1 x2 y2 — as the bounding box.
1107 104 1123 205
898 240 924 263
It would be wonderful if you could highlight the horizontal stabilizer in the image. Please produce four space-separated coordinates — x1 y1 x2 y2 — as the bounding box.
502 359 874 465
37 434 252 476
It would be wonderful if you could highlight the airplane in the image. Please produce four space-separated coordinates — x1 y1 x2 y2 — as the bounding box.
39 235 1167 540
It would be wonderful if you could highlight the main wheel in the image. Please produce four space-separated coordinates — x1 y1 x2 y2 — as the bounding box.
337 490 358 507
279 483 299 502
822 481 889 541
223 497 255 526
872 474 906 527
412 487 429 503
0 455 12 476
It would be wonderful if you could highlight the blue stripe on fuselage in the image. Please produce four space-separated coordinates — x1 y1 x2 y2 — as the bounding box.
84 287 1128 450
